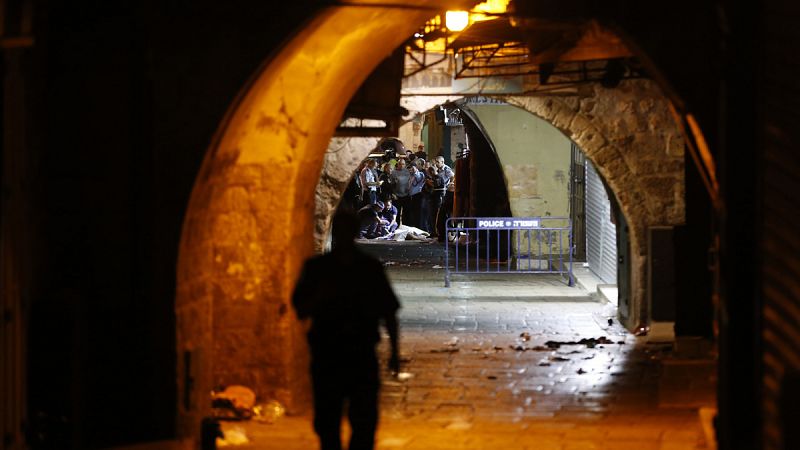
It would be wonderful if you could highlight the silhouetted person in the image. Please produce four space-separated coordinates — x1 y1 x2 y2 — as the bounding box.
292 211 400 450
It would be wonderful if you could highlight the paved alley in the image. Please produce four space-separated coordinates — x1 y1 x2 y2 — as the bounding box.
222 241 715 450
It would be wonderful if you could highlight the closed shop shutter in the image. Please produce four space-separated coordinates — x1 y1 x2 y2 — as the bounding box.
585 161 617 284
761 2 800 448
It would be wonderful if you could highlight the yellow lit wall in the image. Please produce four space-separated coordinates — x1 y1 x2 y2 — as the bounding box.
468 104 572 219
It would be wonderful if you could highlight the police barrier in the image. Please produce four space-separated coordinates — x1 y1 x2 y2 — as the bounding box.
444 217 574 287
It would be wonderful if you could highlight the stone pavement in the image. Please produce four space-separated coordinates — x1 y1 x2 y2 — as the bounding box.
220 241 715 449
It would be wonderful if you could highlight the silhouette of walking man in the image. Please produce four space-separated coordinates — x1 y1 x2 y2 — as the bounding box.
293 210 400 450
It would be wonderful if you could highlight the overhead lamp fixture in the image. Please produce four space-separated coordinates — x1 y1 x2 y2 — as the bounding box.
445 10 470 32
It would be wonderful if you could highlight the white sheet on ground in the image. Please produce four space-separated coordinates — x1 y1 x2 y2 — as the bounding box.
377 224 431 241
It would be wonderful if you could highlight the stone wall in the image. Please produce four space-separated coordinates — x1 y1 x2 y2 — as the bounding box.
313 80 684 329
467 104 572 219
313 137 379 253
505 79 685 326
175 6 432 439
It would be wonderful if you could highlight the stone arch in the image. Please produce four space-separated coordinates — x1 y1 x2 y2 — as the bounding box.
174 6 431 437
175 5 690 441
504 80 685 327
313 81 684 328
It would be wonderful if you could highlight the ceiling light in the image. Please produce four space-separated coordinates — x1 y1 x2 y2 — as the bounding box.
445 11 470 32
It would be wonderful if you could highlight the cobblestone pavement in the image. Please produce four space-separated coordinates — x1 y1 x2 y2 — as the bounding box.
223 241 714 449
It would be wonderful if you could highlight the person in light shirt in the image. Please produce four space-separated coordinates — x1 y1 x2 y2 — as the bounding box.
390 159 411 223
359 159 380 207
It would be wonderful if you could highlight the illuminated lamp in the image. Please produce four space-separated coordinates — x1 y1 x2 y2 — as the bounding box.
445 11 470 32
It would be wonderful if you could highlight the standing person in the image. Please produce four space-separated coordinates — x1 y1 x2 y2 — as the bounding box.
433 156 454 183
432 156 455 239
414 144 427 161
378 162 395 201
420 166 438 233
359 159 380 207
390 159 411 224
292 211 400 450
343 169 362 211
407 164 426 228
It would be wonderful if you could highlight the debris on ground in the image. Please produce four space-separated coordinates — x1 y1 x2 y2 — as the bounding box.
431 347 460 353
396 372 414 381
545 336 616 349
487 375 498 380
577 368 587 374
217 426 249 447
432 265 444 269
211 385 256 419
252 400 285 424
608 318 614 326
519 332 531 342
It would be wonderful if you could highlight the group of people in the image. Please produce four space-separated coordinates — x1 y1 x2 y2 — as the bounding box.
350 149 455 241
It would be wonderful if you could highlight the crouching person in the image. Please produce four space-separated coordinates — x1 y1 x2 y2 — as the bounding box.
356 201 384 239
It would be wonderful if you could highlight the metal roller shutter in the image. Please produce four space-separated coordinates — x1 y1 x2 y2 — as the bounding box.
585 161 617 284
761 3 800 448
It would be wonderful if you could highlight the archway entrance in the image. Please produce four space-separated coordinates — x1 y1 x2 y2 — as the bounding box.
175 3 710 446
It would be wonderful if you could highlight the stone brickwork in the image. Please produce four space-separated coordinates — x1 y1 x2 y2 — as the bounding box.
314 80 684 328
313 137 379 253
174 6 432 440
175 5 684 441
506 79 685 327
177 162 313 436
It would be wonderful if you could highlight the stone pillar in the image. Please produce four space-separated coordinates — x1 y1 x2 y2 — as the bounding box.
174 6 432 440
314 137 379 253
505 80 685 329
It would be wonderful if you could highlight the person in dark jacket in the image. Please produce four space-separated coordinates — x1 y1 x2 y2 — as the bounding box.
292 210 400 450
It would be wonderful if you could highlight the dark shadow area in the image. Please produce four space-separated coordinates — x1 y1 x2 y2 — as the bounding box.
23 1 322 448
459 106 513 261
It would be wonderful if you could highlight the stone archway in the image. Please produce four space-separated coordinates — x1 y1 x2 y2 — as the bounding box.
313 137 379 253
174 4 696 442
313 80 684 329
174 6 431 438
505 80 685 328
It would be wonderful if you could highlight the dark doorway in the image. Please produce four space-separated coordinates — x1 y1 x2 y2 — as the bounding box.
570 142 587 260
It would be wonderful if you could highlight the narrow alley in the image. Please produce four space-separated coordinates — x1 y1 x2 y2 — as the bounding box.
222 241 715 450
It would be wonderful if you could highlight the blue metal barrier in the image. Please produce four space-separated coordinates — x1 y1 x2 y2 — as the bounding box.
444 217 574 287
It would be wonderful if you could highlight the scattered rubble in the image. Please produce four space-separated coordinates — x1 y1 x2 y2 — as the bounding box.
545 336 616 349
431 347 460 353
252 400 285 424
212 385 256 419
217 426 249 447
396 372 414 381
